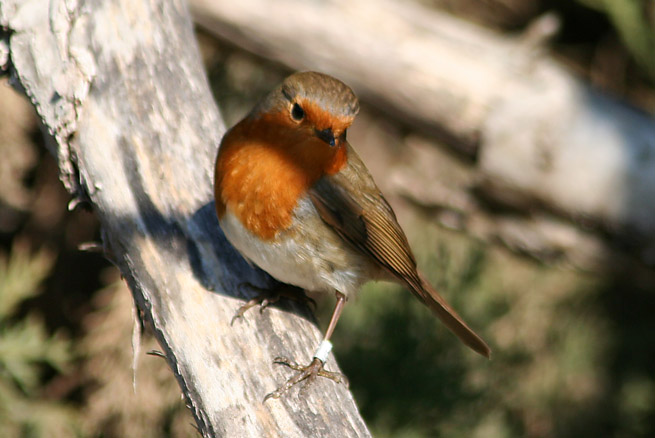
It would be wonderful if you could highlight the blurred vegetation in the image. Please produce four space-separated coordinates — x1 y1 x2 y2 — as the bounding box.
0 242 80 437
577 0 655 82
331 221 611 438
1 1 654 437
0 80 195 436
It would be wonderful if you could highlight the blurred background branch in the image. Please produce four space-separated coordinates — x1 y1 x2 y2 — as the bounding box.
190 0 655 272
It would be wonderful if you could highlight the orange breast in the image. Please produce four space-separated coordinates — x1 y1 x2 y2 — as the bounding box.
215 116 347 240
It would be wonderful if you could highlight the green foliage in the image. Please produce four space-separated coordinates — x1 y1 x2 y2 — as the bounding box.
0 243 54 318
578 0 655 81
0 242 81 438
328 216 649 438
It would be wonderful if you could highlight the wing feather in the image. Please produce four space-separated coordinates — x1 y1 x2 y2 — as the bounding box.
309 144 491 358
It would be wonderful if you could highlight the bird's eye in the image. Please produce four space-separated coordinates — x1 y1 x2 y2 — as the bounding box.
291 103 304 121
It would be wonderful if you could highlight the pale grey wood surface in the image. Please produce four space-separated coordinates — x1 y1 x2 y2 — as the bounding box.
1 0 371 436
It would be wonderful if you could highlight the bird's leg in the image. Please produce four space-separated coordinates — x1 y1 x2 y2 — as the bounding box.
231 283 316 325
264 292 348 401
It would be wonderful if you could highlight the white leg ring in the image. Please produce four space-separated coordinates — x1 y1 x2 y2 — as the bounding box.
313 340 333 363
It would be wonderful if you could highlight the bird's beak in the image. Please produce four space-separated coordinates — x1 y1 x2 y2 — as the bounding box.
315 128 336 147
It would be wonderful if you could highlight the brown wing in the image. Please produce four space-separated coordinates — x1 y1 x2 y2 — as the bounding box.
310 171 422 291
309 144 491 358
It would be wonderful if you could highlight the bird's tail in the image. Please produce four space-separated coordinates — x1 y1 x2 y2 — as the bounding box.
408 272 491 358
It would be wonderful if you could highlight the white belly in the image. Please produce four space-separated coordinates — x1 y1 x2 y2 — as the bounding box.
219 197 375 296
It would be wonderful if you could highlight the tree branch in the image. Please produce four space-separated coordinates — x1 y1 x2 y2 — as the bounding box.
1 0 371 436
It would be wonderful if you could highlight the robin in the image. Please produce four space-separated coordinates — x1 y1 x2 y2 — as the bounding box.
214 71 490 400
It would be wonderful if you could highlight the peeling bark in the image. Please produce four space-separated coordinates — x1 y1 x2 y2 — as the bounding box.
1 0 371 436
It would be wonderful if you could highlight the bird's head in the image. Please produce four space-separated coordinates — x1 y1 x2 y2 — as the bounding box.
252 71 360 150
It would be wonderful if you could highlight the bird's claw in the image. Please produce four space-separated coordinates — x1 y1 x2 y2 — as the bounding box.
230 294 276 325
230 283 317 325
263 356 348 401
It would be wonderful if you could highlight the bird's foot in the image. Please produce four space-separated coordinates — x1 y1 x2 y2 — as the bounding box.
231 283 316 325
264 357 348 401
